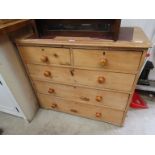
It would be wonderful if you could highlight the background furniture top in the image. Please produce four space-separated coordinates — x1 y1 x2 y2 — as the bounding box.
35 19 121 41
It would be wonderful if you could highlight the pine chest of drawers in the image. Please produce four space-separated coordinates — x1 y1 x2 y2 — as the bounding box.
16 27 151 126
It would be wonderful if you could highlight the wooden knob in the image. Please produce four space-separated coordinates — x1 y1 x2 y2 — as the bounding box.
70 109 78 113
44 71 51 77
48 88 55 94
51 103 57 108
98 76 105 84
40 55 48 62
96 112 102 118
96 96 103 102
100 57 107 66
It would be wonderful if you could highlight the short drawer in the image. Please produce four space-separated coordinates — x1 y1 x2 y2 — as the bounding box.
34 81 129 110
27 64 135 92
37 93 124 125
73 49 142 73
19 46 71 66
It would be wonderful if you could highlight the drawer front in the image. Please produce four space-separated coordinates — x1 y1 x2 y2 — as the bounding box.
27 64 135 92
34 81 129 110
38 94 124 125
20 46 71 66
73 49 142 73
74 69 135 91
27 64 75 84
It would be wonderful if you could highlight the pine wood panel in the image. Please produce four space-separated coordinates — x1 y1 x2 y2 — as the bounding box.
34 81 129 110
121 50 148 126
37 93 124 126
20 46 71 66
27 64 135 92
73 49 142 73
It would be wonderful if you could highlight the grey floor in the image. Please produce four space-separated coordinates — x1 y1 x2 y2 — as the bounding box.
0 96 155 135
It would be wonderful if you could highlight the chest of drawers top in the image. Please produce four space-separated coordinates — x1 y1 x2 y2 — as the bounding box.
16 27 151 49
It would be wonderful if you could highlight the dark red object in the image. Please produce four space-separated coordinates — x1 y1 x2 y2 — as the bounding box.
130 92 148 109
146 52 150 57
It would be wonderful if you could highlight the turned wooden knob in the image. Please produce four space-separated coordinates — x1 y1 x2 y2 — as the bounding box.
96 112 102 118
51 103 57 108
96 96 103 102
48 88 55 94
70 109 78 113
100 57 107 66
98 76 105 84
44 71 51 77
40 55 48 62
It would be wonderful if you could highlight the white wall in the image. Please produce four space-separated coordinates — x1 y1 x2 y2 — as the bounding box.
0 34 38 121
121 19 155 80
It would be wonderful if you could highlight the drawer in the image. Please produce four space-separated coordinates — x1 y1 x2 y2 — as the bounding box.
27 64 75 83
27 64 135 92
74 69 135 92
19 46 71 66
37 93 124 125
34 81 129 110
73 49 142 73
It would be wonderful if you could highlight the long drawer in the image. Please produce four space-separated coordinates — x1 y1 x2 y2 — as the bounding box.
19 46 71 66
37 93 124 125
27 64 135 92
34 81 129 110
73 49 142 73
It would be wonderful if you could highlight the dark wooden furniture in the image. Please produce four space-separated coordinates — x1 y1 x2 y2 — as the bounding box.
35 19 121 41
